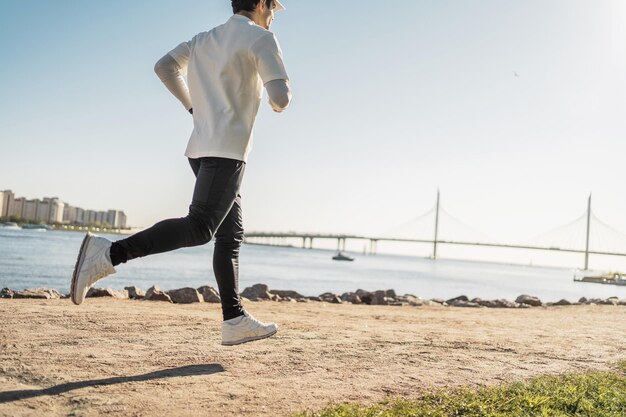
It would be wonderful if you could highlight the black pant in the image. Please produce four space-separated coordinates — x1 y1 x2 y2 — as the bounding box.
109 157 246 320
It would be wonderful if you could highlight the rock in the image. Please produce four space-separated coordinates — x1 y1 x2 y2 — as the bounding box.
87 288 128 299
447 299 482 308
1 288 14 299
319 293 342 304
270 290 305 300
597 298 618 306
430 298 446 305
397 295 423 306
551 299 572 306
307 296 322 302
385 289 397 299
13 288 62 299
329 295 343 304
365 289 401 306
197 286 221 303
370 290 388 305
341 292 362 304
296 298 308 303
124 286 145 300
498 299 520 308
618 299 626 306
145 286 173 303
167 288 202 304
355 289 373 304
240 284 272 301
578 297 588 304
446 295 469 304
476 299 519 308
341 292 353 301
476 299 494 308
515 294 543 307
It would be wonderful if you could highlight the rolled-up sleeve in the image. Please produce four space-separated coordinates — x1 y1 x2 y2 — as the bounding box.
168 41 192 70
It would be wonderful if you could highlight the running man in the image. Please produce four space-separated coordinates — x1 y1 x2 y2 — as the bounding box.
70 0 291 346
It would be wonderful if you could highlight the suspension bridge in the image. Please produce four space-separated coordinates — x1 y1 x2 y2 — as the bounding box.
244 192 626 270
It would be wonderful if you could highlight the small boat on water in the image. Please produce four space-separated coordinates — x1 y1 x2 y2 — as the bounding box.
0 222 21 230
574 273 626 286
21 224 51 231
333 252 354 262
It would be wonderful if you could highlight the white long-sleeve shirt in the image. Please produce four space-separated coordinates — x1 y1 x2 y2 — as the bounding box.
154 15 291 162
154 54 291 113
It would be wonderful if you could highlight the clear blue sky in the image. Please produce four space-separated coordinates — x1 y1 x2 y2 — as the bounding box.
1 1 625 251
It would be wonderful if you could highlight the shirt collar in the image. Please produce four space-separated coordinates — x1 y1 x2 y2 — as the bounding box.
231 14 254 24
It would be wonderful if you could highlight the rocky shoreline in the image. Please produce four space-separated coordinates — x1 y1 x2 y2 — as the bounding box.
1 284 626 308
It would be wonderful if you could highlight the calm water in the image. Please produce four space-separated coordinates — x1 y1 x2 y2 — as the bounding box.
1 228 625 302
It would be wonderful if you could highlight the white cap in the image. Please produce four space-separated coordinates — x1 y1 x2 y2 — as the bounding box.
275 0 286 11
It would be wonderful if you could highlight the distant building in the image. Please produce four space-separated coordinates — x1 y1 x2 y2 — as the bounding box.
118 211 127 228
22 199 38 222
32 197 64 224
106 210 128 228
75 207 85 224
63 205 72 223
84 210 97 225
46 198 65 224
10 197 25 219
35 199 50 223
0 190 15 218
63 205 83 224
2 189 128 227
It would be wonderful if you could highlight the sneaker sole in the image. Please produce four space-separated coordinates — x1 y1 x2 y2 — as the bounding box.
221 328 278 346
71 233 93 305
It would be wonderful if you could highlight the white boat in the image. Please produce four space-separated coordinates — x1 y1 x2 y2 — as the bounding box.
0 222 21 230
21 224 51 231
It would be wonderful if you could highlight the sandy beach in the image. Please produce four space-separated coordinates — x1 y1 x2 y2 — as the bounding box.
1 299 625 416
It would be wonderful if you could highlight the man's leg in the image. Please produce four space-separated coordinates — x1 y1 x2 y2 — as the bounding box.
109 157 245 266
213 194 245 321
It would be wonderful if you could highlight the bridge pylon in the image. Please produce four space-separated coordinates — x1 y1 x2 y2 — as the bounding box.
584 193 592 270
433 189 440 260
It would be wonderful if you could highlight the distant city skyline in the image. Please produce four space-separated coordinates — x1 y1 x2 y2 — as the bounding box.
1 1 625 257
0 189 128 228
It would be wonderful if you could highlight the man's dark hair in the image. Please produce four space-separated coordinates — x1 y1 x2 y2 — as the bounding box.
232 0 273 13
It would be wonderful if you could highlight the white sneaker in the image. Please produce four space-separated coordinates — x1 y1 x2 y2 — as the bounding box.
70 232 116 305
222 311 278 346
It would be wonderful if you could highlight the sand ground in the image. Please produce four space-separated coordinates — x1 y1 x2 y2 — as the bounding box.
0 299 625 416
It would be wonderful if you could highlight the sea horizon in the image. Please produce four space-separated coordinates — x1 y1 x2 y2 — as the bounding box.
2 227 626 302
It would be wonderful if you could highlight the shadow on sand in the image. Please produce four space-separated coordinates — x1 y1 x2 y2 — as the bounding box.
0 364 224 403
